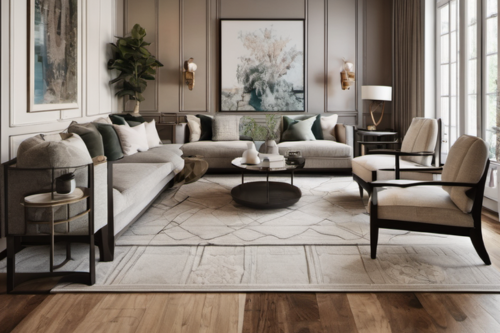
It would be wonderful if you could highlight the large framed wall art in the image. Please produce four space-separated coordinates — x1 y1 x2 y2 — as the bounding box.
29 0 79 112
220 19 305 112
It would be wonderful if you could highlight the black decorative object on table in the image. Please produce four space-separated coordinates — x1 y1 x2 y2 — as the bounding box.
55 173 76 194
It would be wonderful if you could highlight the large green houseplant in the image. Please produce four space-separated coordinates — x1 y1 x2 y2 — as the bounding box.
108 24 163 114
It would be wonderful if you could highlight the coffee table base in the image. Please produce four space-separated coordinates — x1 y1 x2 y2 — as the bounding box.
231 181 302 209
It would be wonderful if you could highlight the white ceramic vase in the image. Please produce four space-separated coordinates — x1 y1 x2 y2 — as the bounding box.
259 139 279 155
241 142 260 165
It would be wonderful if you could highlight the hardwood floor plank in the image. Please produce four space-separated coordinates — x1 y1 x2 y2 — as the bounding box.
467 294 500 325
317 293 358 333
73 308 145 333
376 293 437 333
347 293 392 333
134 294 171 333
98 293 154 310
416 293 469 333
0 294 48 333
243 293 288 333
11 293 106 333
448 294 500 333
179 293 207 333
199 294 240 333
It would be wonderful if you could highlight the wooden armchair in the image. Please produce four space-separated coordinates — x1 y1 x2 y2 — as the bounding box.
352 118 440 197
369 135 491 265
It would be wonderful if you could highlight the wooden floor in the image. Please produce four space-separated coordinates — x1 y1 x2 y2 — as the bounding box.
1 210 500 333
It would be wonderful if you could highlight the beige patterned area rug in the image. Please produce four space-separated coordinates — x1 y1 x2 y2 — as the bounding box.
5 175 500 292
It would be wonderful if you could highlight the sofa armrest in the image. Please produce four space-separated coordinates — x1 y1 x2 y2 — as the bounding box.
335 124 354 156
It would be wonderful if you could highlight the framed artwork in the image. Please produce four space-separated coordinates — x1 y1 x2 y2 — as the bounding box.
220 19 305 112
29 0 79 112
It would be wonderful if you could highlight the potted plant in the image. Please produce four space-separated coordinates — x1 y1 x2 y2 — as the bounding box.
108 24 163 115
241 115 280 154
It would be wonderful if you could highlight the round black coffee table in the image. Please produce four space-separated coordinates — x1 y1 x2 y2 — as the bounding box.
231 157 304 209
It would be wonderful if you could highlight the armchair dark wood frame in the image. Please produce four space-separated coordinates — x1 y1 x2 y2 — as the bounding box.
353 119 442 198
369 159 491 265
2 159 114 293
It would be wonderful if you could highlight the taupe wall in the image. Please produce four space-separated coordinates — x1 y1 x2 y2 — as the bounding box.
124 0 393 128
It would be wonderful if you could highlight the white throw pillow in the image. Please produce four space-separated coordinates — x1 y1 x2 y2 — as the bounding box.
113 123 149 155
186 115 202 142
144 119 162 148
321 114 338 141
212 115 241 141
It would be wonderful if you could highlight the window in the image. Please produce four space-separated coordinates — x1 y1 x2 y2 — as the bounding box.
484 0 498 160
436 0 499 162
437 0 460 160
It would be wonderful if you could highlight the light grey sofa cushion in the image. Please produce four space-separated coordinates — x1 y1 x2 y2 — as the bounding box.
114 145 185 174
278 140 351 158
181 141 249 158
212 116 241 141
112 163 173 217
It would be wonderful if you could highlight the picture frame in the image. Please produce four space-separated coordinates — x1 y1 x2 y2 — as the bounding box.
220 19 305 112
28 0 80 112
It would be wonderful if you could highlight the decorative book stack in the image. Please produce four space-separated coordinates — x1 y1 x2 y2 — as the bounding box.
259 154 285 168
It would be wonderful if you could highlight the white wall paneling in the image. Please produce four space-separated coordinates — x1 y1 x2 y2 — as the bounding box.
1 0 121 161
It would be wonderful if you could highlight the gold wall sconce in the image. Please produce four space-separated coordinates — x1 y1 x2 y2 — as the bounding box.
184 58 197 90
340 58 355 90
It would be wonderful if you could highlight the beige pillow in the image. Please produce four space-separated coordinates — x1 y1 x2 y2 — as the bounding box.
212 115 241 141
321 114 338 141
93 116 113 125
144 119 162 148
113 123 149 155
186 115 202 142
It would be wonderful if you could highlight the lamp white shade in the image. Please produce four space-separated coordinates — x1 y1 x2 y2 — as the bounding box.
361 86 392 101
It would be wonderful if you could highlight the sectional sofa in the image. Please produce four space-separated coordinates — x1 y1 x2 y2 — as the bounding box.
180 115 354 171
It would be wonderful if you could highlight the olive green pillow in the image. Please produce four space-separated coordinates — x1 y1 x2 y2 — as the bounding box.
283 115 323 140
94 123 124 161
282 116 317 141
109 114 128 126
68 122 105 158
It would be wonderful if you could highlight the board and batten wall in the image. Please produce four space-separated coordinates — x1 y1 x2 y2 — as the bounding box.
0 0 124 163
123 0 393 128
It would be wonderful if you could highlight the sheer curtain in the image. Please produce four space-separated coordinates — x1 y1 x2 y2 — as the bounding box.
393 0 424 139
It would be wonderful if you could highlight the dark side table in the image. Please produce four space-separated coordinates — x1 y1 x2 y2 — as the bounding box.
355 129 398 157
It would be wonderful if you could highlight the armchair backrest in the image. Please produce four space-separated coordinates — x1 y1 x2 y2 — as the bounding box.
442 135 489 213
401 118 438 166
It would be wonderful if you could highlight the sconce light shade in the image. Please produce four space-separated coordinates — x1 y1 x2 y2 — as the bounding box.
340 59 355 90
361 85 392 101
184 58 197 90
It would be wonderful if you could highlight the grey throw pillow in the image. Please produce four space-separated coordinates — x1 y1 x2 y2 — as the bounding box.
282 116 317 141
212 116 241 141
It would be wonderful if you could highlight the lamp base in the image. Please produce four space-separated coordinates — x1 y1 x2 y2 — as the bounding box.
367 125 377 131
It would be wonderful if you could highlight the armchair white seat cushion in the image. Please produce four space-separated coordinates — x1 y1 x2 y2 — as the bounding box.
352 154 436 182
369 186 473 227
